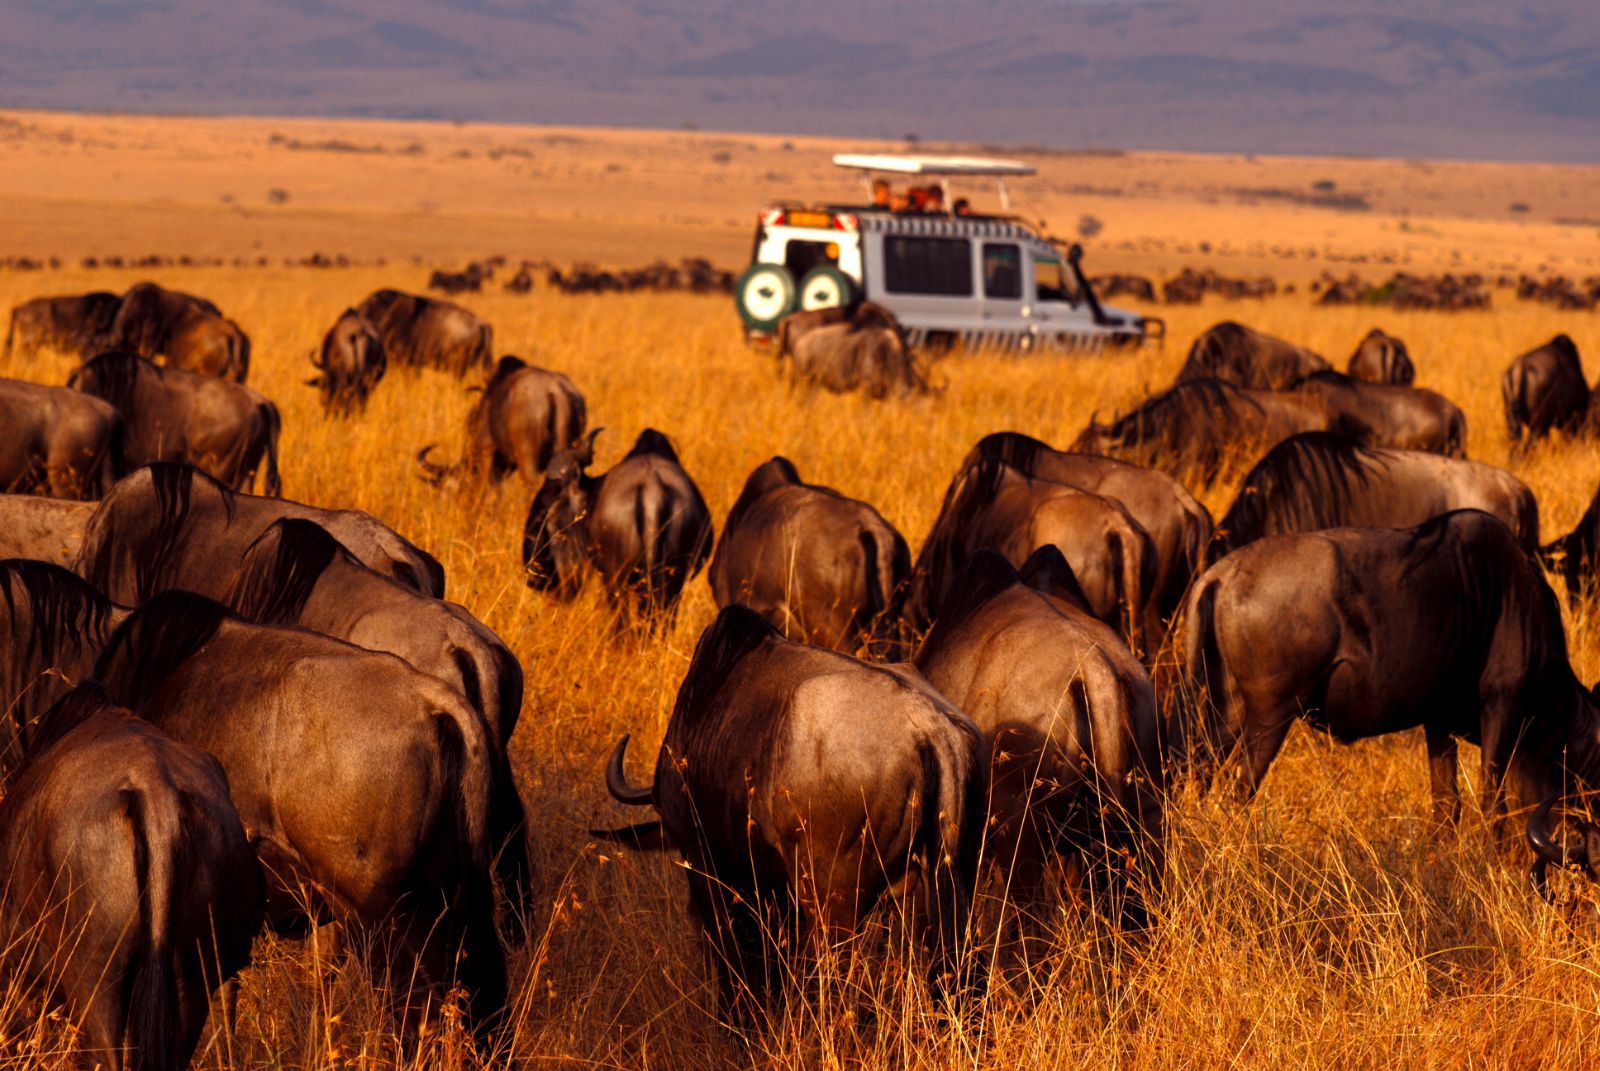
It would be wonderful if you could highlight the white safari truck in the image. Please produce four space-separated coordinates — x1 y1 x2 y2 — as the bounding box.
734 153 1161 351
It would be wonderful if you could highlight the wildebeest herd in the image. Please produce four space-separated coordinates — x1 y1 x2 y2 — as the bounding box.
7 279 1600 1066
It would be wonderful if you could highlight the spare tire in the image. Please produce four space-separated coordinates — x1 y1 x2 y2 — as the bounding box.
735 263 797 332
798 265 855 311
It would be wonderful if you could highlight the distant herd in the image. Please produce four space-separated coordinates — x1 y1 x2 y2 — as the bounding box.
5 277 1600 1065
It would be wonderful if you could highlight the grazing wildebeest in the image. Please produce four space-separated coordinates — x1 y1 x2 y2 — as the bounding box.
0 496 95 565
963 432 1213 641
93 592 508 1036
0 378 124 498
596 604 983 1013
1213 433 1538 557
309 308 387 415
774 302 926 398
1073 378 1341 485
356 289 493 377
0 685 263 1071
1346 328 1415 385
1502 334 1589 445
0 560 127 772
417 356 586 487
523 429 713 616
1177 510 1597 834
906 457 1157 656
75 463 445 601
98 282 249 380
1176 321 1329 389
709 456 909 657
4 291 122 356
69 352 281 495
1293 371 1466 456
915 548 1162 927
1539 482 1600 601
223 518 530 924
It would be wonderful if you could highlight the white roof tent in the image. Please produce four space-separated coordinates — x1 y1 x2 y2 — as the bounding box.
833 153 1037 211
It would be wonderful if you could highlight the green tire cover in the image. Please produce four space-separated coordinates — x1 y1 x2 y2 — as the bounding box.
798 265 856 311
735 263 797 331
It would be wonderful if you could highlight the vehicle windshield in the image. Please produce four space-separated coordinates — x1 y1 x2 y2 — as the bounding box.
1034 255 1079 304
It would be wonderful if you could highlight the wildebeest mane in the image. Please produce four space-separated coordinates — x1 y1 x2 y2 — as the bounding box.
17 681 120 771
1088 378 1264 458
969 431 1052 474
82 464 237 603
725 456 802 531
225 518 342 625
672 604 779 730
1017 543 1094 613
921 548 1024 640
626 428 680 464
486 355 527 392
1 561 117 728
73 349 153 411
93 590 231 712
908 457 1018 627
1218 433 1383 551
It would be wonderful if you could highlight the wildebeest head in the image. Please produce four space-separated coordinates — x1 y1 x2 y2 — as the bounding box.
522 427 602 592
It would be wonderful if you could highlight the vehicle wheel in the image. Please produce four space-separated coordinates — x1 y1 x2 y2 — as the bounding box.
735 263 797 333
798 265 855 311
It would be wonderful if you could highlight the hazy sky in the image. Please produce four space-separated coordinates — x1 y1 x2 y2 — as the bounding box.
1 0 1597 161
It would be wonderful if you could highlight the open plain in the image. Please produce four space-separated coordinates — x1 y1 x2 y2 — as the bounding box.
4 109 1600 1069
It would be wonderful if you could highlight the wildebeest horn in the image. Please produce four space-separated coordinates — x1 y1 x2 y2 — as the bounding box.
415 444 452 484
605 734 653 805
1527 795 1583 867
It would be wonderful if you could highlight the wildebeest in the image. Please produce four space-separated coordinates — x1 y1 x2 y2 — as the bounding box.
75 463 445 602
0 496 95 565
906 457 1157 656
962 432 1213 640
0 560 127 772
1073 378 1340 485
310 308 387 415
1177 510 1597 831
915 548 1162 928
356 289 493 377
774 302 926 398
222 518 530 922
1213 433 1538 557
1176 321 1329 389
418 356 586 487
0 685 263 1071
709 456 909 657
1293 371 1466 456
1347 328 1415 385
1502 334 1589 444
93 592 508 1036
98 282 250 382
4 291 122 357
523 428 713 616
69 352 281 495
1539 481 1600 601
1 378 124 498
596 604 983 1012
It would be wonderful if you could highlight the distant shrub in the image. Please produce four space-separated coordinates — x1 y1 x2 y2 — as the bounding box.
1077 214 1105 240
266 188 289 205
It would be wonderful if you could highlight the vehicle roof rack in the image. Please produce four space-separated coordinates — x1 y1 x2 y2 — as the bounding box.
831 153 1037 177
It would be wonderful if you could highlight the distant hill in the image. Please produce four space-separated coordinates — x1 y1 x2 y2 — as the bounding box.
2 0 1596 161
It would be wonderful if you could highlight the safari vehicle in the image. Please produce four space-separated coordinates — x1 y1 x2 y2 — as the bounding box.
735 153 1161 351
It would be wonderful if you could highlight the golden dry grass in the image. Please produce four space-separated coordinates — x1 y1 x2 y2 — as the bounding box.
4 111 1600 1070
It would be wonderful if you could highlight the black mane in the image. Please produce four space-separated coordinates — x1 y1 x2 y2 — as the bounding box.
1217 432 1382 552
93 591 232 712
225 518 345 625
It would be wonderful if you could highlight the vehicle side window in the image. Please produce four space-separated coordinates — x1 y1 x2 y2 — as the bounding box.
983 243 1022 299
784 239 837 279
1035 256 1077 303
884 237 973 296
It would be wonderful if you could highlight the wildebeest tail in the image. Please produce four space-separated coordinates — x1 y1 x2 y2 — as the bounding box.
1502 365 1526 442
488 746 533 945
260 402 282 497
3 309 14 356
474 323 493 371
1174 579 1225 780
122 783 181 1071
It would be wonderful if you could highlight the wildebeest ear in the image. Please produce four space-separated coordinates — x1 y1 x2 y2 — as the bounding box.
1019 544 1093 613
21 682 119 766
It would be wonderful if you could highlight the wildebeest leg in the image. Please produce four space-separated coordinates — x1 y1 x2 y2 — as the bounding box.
1231 698 1297 801
684 869 774 1025
1424 725 1461 826
76 982 127 1071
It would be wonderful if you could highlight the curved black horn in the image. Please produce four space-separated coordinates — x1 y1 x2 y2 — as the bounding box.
605 734 653 806
1527 795 1584 867
414 444 452 484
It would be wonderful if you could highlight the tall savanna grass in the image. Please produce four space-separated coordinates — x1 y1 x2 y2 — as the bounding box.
3 265 1600 1068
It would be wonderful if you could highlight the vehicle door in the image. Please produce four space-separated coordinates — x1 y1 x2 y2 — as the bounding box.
1026 251 1090 346
873 232 976 340
979 240 1030 346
